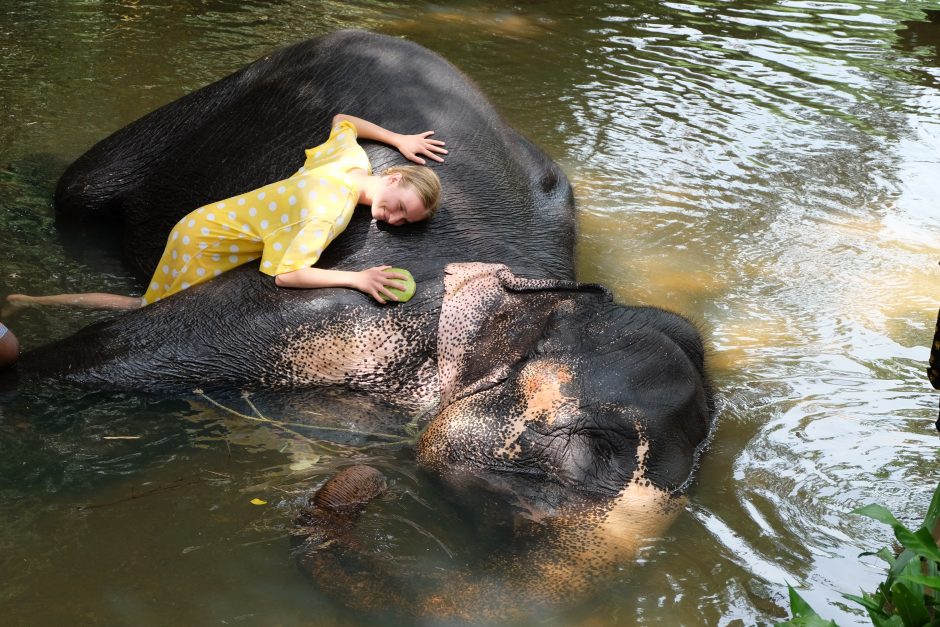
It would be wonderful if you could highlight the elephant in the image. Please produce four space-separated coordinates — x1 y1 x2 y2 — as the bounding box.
5 30 714 620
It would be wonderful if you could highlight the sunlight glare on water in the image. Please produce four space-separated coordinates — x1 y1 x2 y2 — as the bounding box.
0 1 938 625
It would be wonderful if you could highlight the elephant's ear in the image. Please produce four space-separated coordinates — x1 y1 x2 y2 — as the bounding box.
493 266 611 299
438 263 609 406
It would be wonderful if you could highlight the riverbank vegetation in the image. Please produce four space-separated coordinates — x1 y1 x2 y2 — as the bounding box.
778 482 940 626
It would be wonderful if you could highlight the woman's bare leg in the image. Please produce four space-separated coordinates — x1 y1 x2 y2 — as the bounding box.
5 292 143 312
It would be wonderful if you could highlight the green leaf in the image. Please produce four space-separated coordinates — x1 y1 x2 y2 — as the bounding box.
812 487 940 627
924 481 940 530
855 504 904 528
890 581 930 627
788 584 815 617
844 591 888 614
860 548 897 567
900 553 930 599
891 549 918 579
877 547 899 566
868 616 905 627
853 585 903 627
777 586 839 627
895 526 940 563
896 573 940 591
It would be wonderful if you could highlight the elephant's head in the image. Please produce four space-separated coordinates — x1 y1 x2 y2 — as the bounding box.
419 262 713 501
292 265 714 620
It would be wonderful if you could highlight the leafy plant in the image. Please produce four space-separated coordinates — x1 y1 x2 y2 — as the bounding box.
776 481 940 627
776 585 838 626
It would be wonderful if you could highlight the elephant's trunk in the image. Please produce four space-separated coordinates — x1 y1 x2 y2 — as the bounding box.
297 466 386 520
291 464 681 623
291 465 414 614
292 465 387 543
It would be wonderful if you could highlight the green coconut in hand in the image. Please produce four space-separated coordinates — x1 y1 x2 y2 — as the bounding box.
386 268 416 303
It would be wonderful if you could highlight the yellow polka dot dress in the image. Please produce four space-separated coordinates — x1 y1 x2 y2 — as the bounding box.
142 120 370 304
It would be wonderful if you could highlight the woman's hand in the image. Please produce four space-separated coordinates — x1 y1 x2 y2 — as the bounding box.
352 266 409 304
394 131 447 165
275 265 407 304
333 114 447 165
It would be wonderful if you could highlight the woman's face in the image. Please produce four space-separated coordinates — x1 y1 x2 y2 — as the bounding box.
371 174 427 226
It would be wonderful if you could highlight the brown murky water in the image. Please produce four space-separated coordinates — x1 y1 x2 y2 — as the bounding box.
1 1 938 625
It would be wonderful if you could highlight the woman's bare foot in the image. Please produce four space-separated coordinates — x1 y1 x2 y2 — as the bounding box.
1 294 32 319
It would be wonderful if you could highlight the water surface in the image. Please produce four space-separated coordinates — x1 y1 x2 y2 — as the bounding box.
1 1 938 625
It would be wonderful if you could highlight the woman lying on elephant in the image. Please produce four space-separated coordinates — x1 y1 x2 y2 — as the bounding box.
7 114 445 311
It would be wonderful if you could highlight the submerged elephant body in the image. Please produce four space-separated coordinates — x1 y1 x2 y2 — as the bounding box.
11 31 714 620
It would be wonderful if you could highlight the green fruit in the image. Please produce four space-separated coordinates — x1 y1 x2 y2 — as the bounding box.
386 268 416 303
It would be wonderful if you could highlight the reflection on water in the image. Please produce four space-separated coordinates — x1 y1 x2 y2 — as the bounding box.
1 1 938 625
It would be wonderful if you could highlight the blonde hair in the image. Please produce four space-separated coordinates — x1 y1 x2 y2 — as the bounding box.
383 165 442 219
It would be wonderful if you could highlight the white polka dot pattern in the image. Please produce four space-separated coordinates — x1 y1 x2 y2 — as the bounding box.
142 120 369 305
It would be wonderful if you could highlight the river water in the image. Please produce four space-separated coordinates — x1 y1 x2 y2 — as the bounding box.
1 1 938 625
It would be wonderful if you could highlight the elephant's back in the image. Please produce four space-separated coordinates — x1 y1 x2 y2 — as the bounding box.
285 31 576 280
54 30 575 281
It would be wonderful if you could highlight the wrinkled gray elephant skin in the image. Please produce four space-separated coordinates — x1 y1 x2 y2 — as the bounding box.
7 31 714 622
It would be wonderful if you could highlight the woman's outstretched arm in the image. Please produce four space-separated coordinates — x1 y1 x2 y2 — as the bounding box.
275 265 409 304
332 114 447 165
